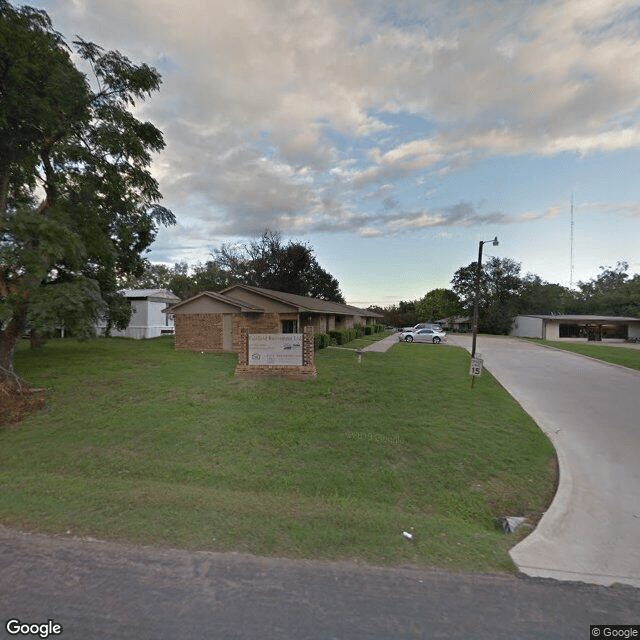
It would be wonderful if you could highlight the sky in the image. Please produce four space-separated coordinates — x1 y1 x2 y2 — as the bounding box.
23 0 640 307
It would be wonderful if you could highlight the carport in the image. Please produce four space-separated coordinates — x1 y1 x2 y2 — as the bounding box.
511 315 640 341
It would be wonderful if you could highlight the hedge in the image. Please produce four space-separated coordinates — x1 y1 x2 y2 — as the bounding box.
314 324 384 350
314 332 331 351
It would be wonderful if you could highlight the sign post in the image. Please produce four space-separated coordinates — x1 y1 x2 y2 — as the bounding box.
470 357 483 387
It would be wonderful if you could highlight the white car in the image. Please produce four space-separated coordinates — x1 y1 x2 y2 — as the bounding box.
400 328 446 344
400 323 442 333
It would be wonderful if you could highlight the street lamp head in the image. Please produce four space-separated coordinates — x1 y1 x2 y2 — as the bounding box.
492 236 499 246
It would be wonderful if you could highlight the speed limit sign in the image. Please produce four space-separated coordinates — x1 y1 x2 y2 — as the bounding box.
469 357 484 377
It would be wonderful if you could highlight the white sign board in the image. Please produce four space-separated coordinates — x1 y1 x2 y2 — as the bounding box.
249 334 303 366
469 357 484 377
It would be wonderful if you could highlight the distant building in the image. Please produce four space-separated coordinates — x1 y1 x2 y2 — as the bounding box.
436 316 472 333
510 315 640 341
96 289 180 339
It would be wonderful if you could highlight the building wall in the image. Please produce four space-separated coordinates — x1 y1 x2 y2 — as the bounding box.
510 316 544 339
101 299 176 339
234 313 283 353
176 312 288 353
303 315 329 333
175 314 224 351
544 320 560 340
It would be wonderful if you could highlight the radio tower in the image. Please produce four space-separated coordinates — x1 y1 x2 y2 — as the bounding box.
570 193 575 288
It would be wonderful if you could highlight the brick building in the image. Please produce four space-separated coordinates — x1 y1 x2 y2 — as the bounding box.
166 285 382 353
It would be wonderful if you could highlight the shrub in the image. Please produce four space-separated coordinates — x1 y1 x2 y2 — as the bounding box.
329 328 357 345
314 332 331 350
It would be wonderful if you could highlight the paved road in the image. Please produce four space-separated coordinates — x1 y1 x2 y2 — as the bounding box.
449 335 640 588
1 526 639 640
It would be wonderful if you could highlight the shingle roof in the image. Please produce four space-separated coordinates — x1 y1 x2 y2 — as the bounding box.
119 288 180 300
165 290 264 313
220 285 382 317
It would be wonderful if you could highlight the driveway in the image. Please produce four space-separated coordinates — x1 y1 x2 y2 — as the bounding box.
449 335 640 588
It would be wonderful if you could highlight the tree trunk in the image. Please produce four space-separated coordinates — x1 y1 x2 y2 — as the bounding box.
29 329 43 350
0 311 28 386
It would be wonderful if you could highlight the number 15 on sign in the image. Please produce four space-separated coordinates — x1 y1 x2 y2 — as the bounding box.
469 357 483 377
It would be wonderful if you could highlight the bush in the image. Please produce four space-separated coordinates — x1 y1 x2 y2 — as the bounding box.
329 328 356 345
314 332 331 350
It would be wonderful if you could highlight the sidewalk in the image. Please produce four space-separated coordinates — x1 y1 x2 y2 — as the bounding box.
361 332 402 352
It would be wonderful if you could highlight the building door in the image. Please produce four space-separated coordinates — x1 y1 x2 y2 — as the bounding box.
223 314 233 350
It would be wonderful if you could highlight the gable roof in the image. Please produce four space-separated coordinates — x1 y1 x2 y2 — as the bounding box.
165 290 264 313
219 284 382 317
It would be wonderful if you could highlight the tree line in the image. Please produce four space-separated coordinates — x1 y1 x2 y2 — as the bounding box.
374 259 640 332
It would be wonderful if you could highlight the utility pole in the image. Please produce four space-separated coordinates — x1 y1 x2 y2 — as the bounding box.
470 236 499 388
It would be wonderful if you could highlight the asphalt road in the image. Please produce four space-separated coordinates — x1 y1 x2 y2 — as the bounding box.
449 335 640 588
1 526 639 640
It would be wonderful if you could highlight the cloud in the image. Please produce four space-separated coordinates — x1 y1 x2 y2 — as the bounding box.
43 0 640 243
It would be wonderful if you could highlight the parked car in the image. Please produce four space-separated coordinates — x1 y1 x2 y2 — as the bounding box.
400 328 446 344
400 323 441 333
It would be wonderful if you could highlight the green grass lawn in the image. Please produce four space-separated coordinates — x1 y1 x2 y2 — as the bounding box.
532 340 640 371
1 336 557 573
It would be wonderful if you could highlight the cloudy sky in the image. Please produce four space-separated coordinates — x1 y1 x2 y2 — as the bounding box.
26 0 640 306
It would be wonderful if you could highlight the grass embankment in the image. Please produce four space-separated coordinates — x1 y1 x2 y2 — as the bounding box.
533 340 640 372
2 337 556 573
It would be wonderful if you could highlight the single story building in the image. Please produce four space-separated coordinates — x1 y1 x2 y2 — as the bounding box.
436 316 472 332
96 289 180 339
510 315 640 341
166 285 383 353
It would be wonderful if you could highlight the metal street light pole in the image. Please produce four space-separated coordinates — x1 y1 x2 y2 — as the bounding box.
471 236 499 362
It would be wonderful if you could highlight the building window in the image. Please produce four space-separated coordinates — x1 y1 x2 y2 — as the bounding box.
282 319 298 333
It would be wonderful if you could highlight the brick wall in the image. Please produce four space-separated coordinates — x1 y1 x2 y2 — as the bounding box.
175 314 224 351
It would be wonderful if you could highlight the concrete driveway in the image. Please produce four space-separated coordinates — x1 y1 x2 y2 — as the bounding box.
449 335 640 588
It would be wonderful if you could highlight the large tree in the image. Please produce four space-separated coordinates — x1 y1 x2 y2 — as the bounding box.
212 230 345 302
0 2 175 387
576 262 640 316
451 257 524 334
415 288 462 322
518 275 577 315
